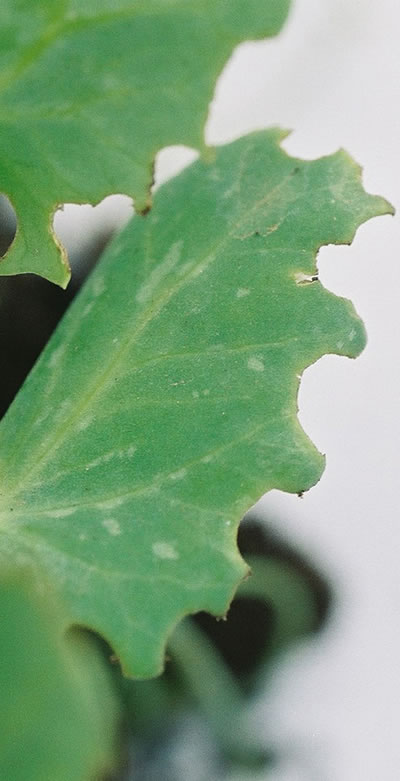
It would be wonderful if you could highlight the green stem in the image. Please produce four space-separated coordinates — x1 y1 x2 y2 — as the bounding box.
168 618 270 768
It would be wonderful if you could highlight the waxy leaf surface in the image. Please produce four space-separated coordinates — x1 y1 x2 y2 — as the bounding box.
0 0 290 285
0 131 391 677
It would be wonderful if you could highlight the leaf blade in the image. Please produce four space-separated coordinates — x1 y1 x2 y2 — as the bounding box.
0 130 392 676
0 0 291 284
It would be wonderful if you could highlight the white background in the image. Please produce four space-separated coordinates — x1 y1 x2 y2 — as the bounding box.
212 2 400 779
56 2 400 778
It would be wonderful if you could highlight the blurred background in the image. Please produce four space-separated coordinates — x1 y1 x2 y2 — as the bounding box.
1 1 399 779
205 1 400 778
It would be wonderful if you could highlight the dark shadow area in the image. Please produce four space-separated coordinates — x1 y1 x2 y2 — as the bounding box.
0 201 115 417
195 514 330 690
0 194 17 257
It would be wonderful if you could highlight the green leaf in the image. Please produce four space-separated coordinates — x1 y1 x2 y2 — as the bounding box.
0 130 392 677
0 570 118 781
0 0 290 286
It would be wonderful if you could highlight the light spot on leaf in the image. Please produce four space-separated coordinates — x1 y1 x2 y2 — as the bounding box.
136 240 183 303
86 452 114 470
77 415 94 432
96 497 125 511
48 345 65 370
85 445 137 470
179 261 194 276
152 542 179 560
34 412 49 427
102 518 121 536
93 277 106 297
247 356 265 372
46 507 76 519
169 468 187 481
236 287 250 298
82 302 94 318
192 261 210 278
54 399 72 421
201 454 213 464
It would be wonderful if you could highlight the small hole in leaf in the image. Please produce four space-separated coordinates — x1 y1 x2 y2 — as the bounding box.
0 194 17 257
52 194 133 281
294 271 319 285
154 145 199 191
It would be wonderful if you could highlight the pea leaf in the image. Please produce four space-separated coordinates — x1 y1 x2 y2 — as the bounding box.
0 0 290 286
0 130 392 677
0 570 118 781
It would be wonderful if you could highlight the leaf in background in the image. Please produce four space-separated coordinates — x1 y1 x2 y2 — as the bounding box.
0 0 291 286
0 570 118 781
0 130 392 677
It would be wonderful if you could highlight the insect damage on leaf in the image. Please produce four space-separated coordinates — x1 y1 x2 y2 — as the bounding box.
0 130 392 677
0 0 291 286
